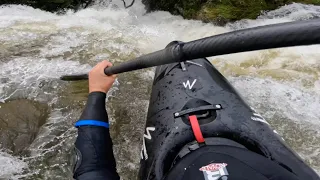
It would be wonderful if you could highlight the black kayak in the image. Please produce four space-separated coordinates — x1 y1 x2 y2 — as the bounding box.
138 58 319 179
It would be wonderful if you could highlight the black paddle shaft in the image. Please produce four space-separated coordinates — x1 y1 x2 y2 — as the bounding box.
104 19 320 75
60 19 320 80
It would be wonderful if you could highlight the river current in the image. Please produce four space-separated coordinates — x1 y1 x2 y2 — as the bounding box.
0 1 319 179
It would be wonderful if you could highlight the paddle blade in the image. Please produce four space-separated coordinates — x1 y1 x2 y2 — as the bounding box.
60 74 88 81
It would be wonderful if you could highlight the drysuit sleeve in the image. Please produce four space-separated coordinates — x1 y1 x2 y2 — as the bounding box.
73 92 120 180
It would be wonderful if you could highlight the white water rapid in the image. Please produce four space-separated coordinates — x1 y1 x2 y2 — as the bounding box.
0 1 319 179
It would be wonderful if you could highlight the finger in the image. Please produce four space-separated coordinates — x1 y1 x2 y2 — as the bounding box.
100 61 114 76
101 60 113 67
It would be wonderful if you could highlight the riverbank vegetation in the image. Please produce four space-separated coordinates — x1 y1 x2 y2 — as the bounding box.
143 0 320 25
1 0 319 24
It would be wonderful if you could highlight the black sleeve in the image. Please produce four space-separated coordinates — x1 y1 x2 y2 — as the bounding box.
73 92 120 180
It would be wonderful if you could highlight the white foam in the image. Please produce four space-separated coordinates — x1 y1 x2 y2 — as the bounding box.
227 3 320 30
260 3 320 20
0 58 91 102
0 1 320 178
0 151 27 178
0 5 57 28
231 77 320 126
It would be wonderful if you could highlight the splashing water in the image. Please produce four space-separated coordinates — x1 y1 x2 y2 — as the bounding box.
0 1 319 179
0 151 27 179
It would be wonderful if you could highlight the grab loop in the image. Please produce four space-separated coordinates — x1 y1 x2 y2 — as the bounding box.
189 115 205 144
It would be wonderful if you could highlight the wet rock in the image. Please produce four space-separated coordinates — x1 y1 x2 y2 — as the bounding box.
0 99 49 154
55 81 89 110
108 71 152 179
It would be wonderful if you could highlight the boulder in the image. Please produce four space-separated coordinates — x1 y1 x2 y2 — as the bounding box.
0 99 49 154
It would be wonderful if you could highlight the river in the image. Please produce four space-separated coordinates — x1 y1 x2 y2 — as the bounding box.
0 1 319 179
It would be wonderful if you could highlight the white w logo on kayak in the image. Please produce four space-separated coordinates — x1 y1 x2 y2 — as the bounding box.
183 79 197 89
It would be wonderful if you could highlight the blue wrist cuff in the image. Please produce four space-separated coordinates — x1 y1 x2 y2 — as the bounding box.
75 120 109 128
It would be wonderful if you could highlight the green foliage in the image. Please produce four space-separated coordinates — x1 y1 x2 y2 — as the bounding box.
143 0 204 18
180 0 204 18
1 0 320 21
198 0 270 23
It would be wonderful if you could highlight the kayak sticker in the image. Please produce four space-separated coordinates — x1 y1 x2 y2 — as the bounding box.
250 107 270 125
183 79 197 90
251 113 269 125
199 163 229 180
141 127 155 160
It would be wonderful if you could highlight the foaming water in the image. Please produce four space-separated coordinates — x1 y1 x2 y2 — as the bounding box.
231 77 320 172
0 2 319 179
227 3 320 29
260 3 320 20
0 151 27 179
0 58 91 102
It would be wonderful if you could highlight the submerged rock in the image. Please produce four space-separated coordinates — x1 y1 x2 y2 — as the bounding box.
0 99 49 154
142 0 320 25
